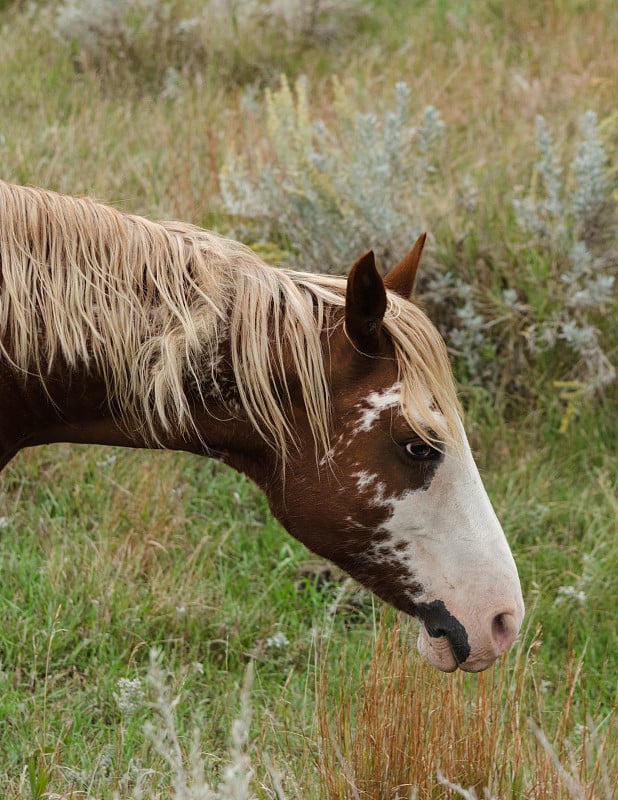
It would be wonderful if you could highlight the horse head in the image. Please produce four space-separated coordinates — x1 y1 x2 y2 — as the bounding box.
262 236 524 672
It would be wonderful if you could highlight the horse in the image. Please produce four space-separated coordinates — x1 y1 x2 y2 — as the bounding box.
0 180 524 672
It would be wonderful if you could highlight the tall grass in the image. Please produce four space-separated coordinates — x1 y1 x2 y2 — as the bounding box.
29 612 612 799
316 617 617 799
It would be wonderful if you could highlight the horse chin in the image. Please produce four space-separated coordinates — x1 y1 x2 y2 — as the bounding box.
416 627 459 673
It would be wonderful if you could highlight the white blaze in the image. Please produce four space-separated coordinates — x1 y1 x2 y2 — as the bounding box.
353 384 524 672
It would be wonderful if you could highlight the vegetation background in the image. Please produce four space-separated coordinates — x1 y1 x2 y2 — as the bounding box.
0 0 616 797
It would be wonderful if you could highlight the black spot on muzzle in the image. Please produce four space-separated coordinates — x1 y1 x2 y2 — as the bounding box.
415 599 471 665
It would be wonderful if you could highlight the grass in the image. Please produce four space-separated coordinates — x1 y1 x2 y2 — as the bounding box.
0 0 616 797
0 395 615 797
316 617 617 799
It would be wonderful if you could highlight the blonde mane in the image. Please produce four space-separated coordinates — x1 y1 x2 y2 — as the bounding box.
0 180 461 459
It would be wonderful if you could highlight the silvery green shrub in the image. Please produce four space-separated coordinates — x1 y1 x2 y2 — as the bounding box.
513 111 615 391
221 76 443 271
222 84 616 391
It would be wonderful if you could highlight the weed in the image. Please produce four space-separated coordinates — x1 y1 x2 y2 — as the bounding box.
513 111 616 392
221 76 443 271
51 0 370 91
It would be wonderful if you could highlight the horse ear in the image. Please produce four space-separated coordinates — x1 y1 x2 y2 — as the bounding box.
383 232 427 300
345 250 387 354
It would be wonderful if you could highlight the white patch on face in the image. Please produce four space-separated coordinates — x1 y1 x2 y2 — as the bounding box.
381 421 523 668
355 384 401 433
353 470 391 508
378 425 519 592
355 470 378 492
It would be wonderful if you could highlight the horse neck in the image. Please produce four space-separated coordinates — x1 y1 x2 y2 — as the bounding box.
0 347 278 484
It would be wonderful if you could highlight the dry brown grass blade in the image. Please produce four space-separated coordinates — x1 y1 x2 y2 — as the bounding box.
315 616 616 799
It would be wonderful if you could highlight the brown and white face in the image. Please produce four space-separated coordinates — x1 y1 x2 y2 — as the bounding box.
269 236 524 673
332 382 524 673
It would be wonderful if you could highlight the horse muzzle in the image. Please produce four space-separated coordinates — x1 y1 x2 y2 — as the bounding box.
416 600 524 673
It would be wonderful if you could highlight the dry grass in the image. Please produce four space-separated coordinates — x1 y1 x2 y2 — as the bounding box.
2 1 616 230
316 617 616 799
222 1 617 220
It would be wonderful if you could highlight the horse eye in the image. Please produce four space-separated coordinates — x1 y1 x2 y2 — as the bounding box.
403 440 440 461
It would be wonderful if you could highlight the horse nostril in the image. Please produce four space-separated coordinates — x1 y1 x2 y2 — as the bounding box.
491 612 517 654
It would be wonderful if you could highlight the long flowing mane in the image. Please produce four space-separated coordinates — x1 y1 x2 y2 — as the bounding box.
0 180 461 458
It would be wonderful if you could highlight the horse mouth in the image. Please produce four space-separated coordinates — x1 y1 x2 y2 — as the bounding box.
413 598 471 672
417 624 508 673
416 625 459 672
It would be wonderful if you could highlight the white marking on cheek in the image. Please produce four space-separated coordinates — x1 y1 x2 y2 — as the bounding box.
353 471 389 505
354 470 375 492
355 383 401 433
345 515 366 530
351 456 459 599
383 458 473 571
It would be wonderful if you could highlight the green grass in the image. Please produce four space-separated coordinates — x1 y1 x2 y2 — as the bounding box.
0 0 616 796
0 447 375 795
0 406 615 796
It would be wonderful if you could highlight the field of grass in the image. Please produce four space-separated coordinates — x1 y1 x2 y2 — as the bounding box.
0 0 616 797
